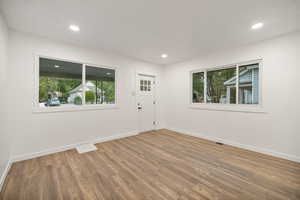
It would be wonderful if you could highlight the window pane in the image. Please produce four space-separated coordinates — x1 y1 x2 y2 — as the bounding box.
238 64 259 104
86 66 115 104
139 79 152 92
192 72 204 103
207 67 236 104
39 58 82 107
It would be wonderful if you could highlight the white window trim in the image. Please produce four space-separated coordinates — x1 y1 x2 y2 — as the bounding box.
189 59 265 113
33 54 119 113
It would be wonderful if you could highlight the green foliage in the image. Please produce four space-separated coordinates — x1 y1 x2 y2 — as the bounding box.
85 91 95 104
39 77 81 103
207 68 236 103
39 77 48 102
39 76 116 105
192 72 204 102
74 96 82 105
94 80 115 104
102 81 115 103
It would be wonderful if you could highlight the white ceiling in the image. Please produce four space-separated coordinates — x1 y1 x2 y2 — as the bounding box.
1 0 300 65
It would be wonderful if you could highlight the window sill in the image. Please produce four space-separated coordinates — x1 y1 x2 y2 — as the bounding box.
189 103 266 113
33 104 119 113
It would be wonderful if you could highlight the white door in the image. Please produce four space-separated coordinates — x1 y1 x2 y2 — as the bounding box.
137 74 156 132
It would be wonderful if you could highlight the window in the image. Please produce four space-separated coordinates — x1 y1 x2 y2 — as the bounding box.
192 72 204 103
238 64 259 104
191 61 260 105
86 65 115 104
38 57 116 109
140 80 151 92
207 67 236 104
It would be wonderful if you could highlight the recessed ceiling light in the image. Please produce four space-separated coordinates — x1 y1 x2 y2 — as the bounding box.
69 25 80 32
251 22 264 30
54 65 60 68
161 54 168 58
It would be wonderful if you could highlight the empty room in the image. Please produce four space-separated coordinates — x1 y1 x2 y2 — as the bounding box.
0 0 300 199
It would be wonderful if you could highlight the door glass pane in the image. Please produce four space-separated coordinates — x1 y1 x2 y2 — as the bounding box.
39 58 82 107
192 72 204 103
207 67 236 104
238 64 259 104
86 65 115 104
140 79 152 92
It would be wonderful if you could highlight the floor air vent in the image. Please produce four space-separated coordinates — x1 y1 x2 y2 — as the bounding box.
76 144 97 153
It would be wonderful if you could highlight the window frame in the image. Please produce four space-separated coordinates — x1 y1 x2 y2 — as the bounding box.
190 59 264 113
33 54 118 113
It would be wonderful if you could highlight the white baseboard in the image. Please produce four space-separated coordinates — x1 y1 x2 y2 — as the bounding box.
0 160 12 192
11 130 139 163
168 128 300 163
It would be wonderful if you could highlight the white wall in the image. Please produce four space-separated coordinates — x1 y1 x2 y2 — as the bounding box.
4 24 300 165
0 13 10 188
7 31 165 160
164 31 300 162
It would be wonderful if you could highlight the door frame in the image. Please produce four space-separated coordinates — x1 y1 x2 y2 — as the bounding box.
135 72 157 132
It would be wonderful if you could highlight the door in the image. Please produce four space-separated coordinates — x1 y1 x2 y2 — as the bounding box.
137 74 156 132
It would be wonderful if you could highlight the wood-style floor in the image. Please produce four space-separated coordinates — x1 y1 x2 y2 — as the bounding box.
1 129 300 200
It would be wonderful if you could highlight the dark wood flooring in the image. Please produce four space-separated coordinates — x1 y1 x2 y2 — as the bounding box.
1 129 300 200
